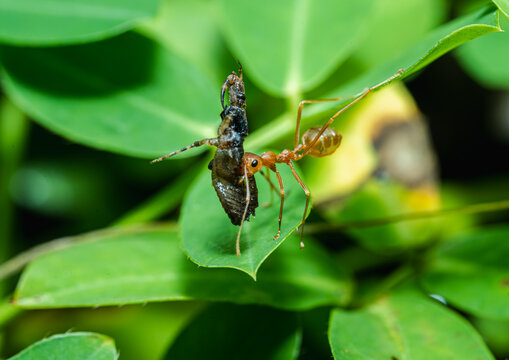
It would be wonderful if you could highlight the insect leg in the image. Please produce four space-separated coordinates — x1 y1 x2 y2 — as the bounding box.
294 97 356 150
236 163 251 258
150 138 218 163
261 169 280 207
296 70 404 159
273 167 285 240
287 161 309 249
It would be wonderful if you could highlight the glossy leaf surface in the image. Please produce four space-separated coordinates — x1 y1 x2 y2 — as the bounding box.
421 226 509 319
246 5 501 149
0 33 218 158
329 292 494 359
456 14 509 89
8 332 118 360
0 0 159 45
353 0 447 68
493 0 509 17
319 5 501 111
14 225 351 310
181 166 309 278
164 304 301 360
219 0 373 96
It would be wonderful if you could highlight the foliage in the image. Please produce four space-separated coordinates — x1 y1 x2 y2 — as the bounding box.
0 0 509 358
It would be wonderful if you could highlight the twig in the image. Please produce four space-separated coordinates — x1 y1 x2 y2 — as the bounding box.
305 198 509 234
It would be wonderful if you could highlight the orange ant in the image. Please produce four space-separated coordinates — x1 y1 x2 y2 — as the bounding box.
236 69 404 255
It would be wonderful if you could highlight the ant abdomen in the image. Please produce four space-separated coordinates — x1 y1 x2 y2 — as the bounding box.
302 127 342 157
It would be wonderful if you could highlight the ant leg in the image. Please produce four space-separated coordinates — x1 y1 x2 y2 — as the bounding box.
296 70 404 159
294 97 356 150
236 164 251 258
261 169 280 207
287 161 309 249
273 167 285 240
150 138 218 163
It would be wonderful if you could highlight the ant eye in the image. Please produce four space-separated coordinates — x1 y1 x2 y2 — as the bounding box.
238 94 245 100
251 160 258 167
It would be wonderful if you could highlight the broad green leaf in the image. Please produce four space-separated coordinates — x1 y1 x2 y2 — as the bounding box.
420 226 509 320
0 32 218 158
247 5 501 151
139 0 228 84
456 14 509 89
164 304 301 360
218 0 374 96
13 225 351 310
315 5 500 110
353 0 448 68
0 0 159 46
493 0 509 17
8 332 118 360
181 165 310 278
473 317 509 357
329 292 494 360
7 303 201 360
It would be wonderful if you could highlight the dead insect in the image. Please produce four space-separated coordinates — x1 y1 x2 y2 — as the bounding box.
238 70 404 250
151 66 258 257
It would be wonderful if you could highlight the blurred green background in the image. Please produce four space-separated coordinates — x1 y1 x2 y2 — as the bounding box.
1 0 509 358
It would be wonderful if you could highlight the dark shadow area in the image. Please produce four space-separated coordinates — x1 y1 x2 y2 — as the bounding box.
406 54 509 180
0 32 157 96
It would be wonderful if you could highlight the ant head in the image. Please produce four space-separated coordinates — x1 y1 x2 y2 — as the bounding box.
243 152 263 176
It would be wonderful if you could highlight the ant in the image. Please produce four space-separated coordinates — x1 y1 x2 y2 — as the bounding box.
152 66 404 257
238 69 404 252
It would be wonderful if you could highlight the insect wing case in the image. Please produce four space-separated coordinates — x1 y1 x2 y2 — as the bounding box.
211 146 258 225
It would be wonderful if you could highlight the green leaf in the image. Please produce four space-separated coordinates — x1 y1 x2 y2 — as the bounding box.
181 165 310 278
218 0 374 96
353 0 448 68
420 226 509 320
329 291 494 360
493 0 509 17
164 304 301 360
139 0 228 84
0 32 218 158
0 0 160 46
473 317 509 357
246 5 501 151
319 5 501 109
13 225 351 310
456 14 509 89
8 332 118 360
329 180 441 251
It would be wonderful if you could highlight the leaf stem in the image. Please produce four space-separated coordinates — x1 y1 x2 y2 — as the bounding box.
0 98 28 290
0 296 21 327
305 198 509 233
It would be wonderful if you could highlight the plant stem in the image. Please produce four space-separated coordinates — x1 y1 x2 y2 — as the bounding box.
305 198 509 233
0 98 28 290
0 296 21 328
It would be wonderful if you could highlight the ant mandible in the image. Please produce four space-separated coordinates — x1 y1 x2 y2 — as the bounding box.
238 69 404 252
